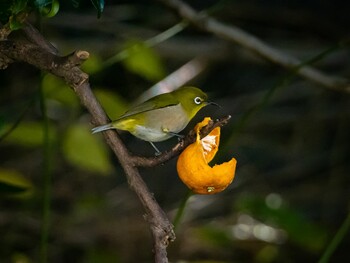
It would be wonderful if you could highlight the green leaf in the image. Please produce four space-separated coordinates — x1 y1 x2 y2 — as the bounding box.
90 0 104 18
34 0 53 8
2 121 55 147
0 0 28 25
122 40 166 82
10 0 28 14
63 123 113 175
8 0 29 30
42 74 80 108
38 0 59 18
9 15 25 30
81 54 103 74
94 89 128 120
0 168 33 195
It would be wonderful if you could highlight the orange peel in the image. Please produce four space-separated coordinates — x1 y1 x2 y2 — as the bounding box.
177 117 237 194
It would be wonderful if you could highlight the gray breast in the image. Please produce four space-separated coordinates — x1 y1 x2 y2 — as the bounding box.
133 104 188 142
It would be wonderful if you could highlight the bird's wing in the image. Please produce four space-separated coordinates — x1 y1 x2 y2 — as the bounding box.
116 92 180 120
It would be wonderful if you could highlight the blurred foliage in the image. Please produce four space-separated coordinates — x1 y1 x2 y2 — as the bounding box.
122 40 166 82
63 123 113 175
81 53 104 75
1 0 350 262
0 0 103 26
94 89 129 120
85 248 121 263
38 0 60 18
3 121 55 147
235 194 328 252
0 168 33 196
42 74 80 109
89 0 104 18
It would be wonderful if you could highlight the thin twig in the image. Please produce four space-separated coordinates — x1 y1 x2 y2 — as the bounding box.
318 212 350 263
156 0 350 93
39 74 53 263
22 22 59 55
131 115 232 167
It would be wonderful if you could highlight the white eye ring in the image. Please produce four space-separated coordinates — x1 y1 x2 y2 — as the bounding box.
194 96 202 105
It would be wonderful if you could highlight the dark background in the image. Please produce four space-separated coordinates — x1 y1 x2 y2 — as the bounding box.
0 0 349 262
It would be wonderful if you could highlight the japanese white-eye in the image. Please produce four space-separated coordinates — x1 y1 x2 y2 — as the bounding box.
92 86 214 151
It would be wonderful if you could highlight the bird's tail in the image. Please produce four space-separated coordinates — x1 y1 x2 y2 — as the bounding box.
91 123 114 134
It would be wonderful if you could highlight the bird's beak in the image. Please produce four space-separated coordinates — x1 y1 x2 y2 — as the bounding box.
207 101 221 108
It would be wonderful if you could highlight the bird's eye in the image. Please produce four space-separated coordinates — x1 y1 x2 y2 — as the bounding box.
194 96 202 105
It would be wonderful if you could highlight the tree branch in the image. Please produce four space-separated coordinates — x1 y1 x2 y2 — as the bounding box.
1 16 234 261
156 0 350 93
131 115 231 167
22 22 59 55
72 82 178 263
0 27 176 262
0 40 89 87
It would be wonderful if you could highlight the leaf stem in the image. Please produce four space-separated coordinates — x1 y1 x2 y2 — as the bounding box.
173 190 192 230
102 21 187 68
39 74 53 263
318 212 350 263
0 96 36 142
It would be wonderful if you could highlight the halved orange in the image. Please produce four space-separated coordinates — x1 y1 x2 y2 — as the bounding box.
177 118 237 194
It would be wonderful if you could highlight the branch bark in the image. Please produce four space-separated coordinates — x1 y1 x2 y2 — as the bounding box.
0 40 89 86
156 0 350 93
0 22 233 262
0 26 176 262
131 115 231 167
75 82 176 262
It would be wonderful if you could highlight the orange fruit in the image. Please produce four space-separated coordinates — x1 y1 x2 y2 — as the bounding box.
177 118 237 194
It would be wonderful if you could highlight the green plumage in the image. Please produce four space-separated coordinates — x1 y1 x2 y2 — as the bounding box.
92 86 209 143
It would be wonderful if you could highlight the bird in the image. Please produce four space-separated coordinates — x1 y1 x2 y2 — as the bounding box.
92 86 215 153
